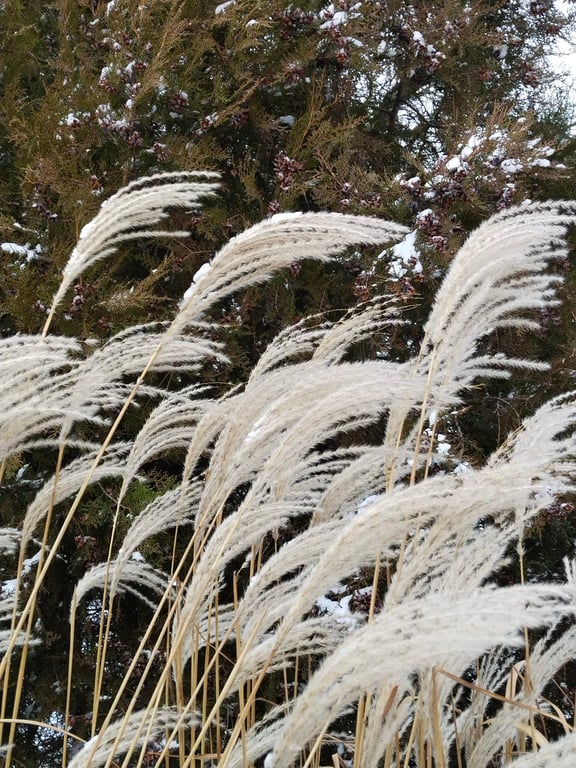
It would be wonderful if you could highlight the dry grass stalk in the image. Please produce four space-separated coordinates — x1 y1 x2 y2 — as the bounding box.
0 174 575 767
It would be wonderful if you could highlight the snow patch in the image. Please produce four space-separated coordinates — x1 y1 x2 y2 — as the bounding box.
385 230 423 279
529 158 551 168
181 261 212 304
357 494 382 514
1 550 42 597
315 594 358 627
493 44 508 61
215 0 235 14
1 242 43 264
445 155 469 173
500 158 523 174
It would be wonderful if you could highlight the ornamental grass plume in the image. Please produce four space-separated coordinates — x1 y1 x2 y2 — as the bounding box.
1 173 576 767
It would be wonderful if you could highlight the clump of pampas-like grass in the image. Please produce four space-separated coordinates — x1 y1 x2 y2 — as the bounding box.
1 173 576 767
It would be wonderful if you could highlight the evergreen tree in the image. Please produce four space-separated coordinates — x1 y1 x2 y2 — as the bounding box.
1 1 574 337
